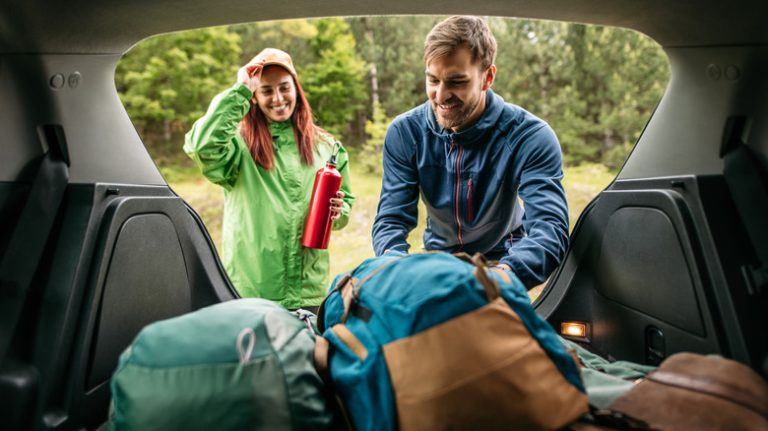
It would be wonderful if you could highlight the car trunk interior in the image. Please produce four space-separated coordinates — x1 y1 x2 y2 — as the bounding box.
1 0 767 429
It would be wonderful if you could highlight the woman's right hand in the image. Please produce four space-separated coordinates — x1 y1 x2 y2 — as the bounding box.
237 59 266 93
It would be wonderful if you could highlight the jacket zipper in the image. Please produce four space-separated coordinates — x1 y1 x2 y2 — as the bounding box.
453 141 464 248
467 177 473 224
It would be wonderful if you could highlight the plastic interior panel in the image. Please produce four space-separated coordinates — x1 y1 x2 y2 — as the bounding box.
0 54 165 185
86 213 192 389
540 177 727 365
74 186 237 429
620 46 768 180
594 201 704 335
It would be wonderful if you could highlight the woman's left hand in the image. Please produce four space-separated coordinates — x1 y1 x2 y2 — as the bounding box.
329 191 345 221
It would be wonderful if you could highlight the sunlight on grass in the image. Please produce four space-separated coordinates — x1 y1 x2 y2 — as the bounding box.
327 159 429 276
167 157 615 299
562 163 616 230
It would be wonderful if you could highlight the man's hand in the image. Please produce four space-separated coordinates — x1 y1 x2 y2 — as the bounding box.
329 191 345 221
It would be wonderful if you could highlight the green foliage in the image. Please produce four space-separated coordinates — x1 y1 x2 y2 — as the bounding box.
231 19 317 68
360 102 391 174
117 16 669 168
348 17 442 118
116 27 241 152
490 19 669 166
301 19 367 137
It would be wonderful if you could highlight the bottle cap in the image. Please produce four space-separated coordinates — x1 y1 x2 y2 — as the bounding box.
328 141 341 165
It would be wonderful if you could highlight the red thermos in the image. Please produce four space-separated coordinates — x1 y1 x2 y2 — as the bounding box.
301 152 342 249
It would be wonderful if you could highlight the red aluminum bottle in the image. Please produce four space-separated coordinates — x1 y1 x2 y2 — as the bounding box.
301 158 342 249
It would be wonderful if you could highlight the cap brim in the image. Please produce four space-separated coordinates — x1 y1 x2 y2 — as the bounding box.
262 61 297 78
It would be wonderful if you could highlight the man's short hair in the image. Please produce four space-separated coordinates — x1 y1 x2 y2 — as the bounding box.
424 16 497 70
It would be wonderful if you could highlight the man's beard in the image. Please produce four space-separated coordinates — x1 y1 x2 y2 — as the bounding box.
433 95 482 131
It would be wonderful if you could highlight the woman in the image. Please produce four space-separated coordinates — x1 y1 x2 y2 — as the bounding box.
184 48 354 311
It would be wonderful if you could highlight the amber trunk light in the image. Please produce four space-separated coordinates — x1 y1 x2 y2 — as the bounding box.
560 321 588 339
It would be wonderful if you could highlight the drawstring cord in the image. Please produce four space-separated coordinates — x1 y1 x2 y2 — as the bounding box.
237 327 256 364
237 310 317 365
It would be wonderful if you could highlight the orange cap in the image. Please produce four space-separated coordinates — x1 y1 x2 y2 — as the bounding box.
252 48 297 78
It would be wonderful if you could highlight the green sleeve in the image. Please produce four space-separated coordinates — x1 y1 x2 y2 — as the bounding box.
332 143 355 230
183 83 253 190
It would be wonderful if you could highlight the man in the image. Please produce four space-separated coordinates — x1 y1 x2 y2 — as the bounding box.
372 16 569 288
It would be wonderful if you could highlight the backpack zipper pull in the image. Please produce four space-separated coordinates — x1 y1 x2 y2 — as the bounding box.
295 309 317 333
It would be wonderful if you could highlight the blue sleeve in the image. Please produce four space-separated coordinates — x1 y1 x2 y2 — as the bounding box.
500 125 570 287
372 122 419 255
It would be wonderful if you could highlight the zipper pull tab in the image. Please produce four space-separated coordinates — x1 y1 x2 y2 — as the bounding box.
295 309 317 334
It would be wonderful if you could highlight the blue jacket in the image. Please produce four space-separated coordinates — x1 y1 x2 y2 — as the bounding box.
372 90 569 287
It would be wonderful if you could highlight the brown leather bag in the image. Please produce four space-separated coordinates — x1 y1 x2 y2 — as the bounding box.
575 352 768 431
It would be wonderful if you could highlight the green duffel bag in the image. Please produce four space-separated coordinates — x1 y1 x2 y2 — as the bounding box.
108 298 334 431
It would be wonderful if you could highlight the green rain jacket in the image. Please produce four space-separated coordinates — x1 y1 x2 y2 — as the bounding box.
184 83 354 309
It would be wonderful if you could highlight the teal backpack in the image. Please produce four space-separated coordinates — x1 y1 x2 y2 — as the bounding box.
316 252 589 431
109 298 334 430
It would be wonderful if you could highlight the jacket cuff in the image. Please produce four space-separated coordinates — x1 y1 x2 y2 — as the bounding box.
499 255 541 289
231 83 254 100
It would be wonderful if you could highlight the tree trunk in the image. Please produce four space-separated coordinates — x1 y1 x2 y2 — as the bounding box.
370 62 379 107
163 119 172 142
367 28 380 109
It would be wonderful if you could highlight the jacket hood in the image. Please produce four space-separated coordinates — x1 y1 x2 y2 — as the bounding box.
426 89 505 146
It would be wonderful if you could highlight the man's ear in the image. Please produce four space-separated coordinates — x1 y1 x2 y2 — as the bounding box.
482 64 497 91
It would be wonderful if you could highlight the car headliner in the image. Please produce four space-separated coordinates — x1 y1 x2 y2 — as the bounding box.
1 0 766 54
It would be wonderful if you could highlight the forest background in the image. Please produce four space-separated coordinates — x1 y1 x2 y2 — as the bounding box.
116 16 669 292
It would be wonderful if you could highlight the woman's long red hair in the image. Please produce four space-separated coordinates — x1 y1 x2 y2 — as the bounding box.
240 73 321 169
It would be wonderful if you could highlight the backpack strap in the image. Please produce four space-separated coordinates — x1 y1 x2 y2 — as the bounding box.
314 335 355 431
317 273 352 332
570 405 655 430
339 256 403 323
455 252 501 302
470 252 500 302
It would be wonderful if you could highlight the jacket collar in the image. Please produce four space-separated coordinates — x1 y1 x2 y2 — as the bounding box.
426 89 504 146
269 120 294 147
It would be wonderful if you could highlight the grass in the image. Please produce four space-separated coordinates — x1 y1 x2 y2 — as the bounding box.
164 156 615 299
562 163 616 228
